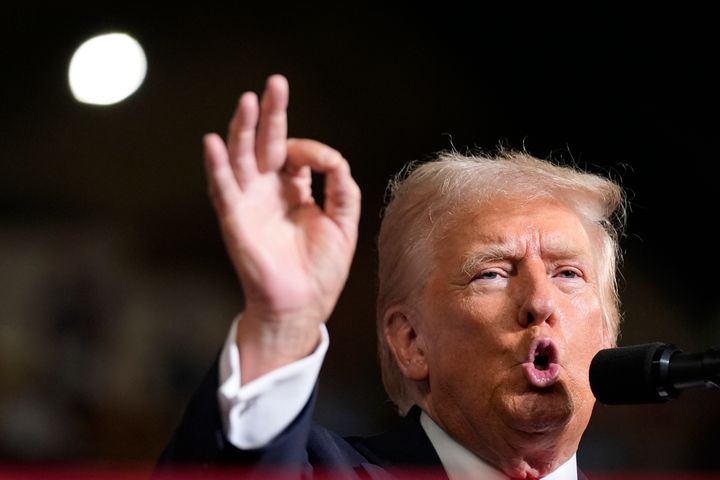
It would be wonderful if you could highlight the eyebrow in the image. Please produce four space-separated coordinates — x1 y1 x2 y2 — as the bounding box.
459 237 591 277
460 243 521 277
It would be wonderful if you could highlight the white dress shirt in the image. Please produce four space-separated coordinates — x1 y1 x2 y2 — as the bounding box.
217 315 328 449
420 411 577 480
218 316 577 478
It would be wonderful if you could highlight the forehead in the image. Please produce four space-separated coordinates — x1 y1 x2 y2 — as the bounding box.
435 197 593 261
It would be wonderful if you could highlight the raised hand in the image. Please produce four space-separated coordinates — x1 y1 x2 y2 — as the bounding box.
203 75 361 382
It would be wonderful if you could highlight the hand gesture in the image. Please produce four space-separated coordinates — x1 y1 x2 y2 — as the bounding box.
203 75 361 381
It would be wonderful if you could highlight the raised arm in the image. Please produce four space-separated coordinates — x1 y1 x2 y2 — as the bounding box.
203 75 361 383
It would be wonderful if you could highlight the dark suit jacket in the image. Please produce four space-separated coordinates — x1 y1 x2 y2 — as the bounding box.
157 361 587 479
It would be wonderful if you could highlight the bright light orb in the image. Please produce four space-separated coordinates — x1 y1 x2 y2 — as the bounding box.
68 33 147 106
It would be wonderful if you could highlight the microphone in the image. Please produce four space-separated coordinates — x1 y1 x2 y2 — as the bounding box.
589 342 720 405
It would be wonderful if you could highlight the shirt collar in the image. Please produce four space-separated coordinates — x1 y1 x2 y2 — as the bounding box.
419 411 577 480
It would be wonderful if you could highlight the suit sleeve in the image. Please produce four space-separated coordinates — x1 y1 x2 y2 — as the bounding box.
156 356 321 470
156 316 328 471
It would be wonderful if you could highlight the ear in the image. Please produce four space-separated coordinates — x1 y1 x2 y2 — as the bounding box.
383 306 428 381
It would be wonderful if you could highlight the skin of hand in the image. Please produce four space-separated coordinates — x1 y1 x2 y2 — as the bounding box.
203 74 361 383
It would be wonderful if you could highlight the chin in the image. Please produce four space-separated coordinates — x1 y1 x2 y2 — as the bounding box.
500 383 575 436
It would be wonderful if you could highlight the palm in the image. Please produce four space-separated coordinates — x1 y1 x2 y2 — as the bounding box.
224 172 354 322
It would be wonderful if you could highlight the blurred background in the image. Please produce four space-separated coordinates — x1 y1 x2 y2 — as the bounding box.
1 6 719 475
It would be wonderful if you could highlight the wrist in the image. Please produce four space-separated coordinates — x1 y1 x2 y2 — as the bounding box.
235 310 322 383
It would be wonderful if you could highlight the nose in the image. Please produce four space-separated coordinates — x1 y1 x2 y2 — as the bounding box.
517 265 557 328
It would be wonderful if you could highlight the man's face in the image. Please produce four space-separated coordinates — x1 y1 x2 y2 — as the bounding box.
416 196 608 476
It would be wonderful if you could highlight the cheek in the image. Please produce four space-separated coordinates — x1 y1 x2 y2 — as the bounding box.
425 298 516 383
444 296 516 353
562 292 606 378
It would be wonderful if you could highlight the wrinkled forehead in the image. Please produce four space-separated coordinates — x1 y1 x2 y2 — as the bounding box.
430 195 597 264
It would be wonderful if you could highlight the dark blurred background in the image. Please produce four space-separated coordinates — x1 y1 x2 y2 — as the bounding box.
1 6 718 474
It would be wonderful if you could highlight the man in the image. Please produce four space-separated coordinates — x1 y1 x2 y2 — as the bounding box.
158 74 624 479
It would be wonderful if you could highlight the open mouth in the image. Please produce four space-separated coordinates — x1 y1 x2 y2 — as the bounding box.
522 337 560 387
534 353 550 370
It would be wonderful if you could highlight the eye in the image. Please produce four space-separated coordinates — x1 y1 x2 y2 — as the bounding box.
556 268 582 279
471 269 507 282
478 271 500 280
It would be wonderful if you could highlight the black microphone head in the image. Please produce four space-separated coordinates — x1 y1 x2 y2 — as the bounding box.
590 342 672 405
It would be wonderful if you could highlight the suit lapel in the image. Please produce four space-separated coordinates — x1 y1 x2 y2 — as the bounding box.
345 406 447 477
